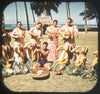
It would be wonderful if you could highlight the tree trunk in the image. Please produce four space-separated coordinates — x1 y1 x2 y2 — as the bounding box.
49 12 52 20
65 2 71 20
44 2 47 16
68 2 71 18
15 1 18 24
65 2 69 21
44 9 47 17
24 2 30 30
50 15 53 20
84 2 87 33
2 13 5 33
30 2 35 23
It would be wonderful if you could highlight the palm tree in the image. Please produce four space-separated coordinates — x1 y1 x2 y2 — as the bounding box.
24 2 30 30
84 2 87 33
65 2 71 20
30 2 35 22
2 12 5 33
15 1 18 24
49 12 53 20
31 2 61 18
80 2 98 23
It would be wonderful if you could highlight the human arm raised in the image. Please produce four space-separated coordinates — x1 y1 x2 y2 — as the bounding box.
28 28 38 37
40 48 50 56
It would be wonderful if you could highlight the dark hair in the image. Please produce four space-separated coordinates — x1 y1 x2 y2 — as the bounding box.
37 22 42 27
53 19 58 24
68 18 73 23
17 21 22 25
43 42 48 46
37 45 40 49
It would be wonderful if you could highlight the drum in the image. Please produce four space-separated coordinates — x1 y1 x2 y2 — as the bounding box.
31 67 50 79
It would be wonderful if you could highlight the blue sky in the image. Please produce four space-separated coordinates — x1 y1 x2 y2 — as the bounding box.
3 1 97 25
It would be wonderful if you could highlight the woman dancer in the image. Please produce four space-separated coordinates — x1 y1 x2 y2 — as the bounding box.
59 18 78 47
81 51 98 80
59 18 79 63
28 22 42 45
46 20 59 62
12 21 25 60
66 46 88 75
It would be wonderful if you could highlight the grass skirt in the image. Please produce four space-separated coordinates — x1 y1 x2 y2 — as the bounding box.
52 60 68 71
81 67 97 81
2 58 37 78
65 62 85 75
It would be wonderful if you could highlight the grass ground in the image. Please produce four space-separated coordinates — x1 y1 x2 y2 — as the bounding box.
3 32 98 93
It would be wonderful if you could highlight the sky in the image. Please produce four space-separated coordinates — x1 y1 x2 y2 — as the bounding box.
3 1 97 25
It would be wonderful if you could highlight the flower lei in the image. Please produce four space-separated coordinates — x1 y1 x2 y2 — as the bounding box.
71 26 75 40
84 46 88 53
47 26 57 34
75 47 88 67
75 54 85 67
92 58 98 67
17 43 24 63
16 27 24 37
31 48 36 61
58 44 72 65
58 50 68 65
2 44 11 68
59 25 75 40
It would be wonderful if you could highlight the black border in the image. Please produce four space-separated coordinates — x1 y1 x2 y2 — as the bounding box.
0 0 100 94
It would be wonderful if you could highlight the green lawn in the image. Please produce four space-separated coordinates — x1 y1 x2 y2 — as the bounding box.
3 32 98 93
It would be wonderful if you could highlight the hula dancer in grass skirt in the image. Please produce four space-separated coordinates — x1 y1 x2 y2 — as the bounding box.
14 42 25 64
2 33 15 77
81 51 98 81
2 33 14 68
52 42 79 75
12 42 29 74
24 42 40 72
28 22 42 45
66 46 88 75
59 18 79 64
24 42 37 61
11 21 25 54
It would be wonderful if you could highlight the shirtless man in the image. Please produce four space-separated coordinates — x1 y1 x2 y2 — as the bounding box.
32 42 52 71
28 22 42 45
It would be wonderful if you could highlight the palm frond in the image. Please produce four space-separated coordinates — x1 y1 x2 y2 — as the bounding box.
31 2 61 16
79 3 98 21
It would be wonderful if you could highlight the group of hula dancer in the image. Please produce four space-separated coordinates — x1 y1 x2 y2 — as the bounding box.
2 18 98 79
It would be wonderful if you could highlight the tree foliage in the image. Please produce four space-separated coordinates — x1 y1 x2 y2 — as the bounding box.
31 2 62 16
80 3 98 22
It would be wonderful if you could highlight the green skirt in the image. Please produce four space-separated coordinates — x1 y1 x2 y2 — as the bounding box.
81 67 97 81
65 62 85 75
